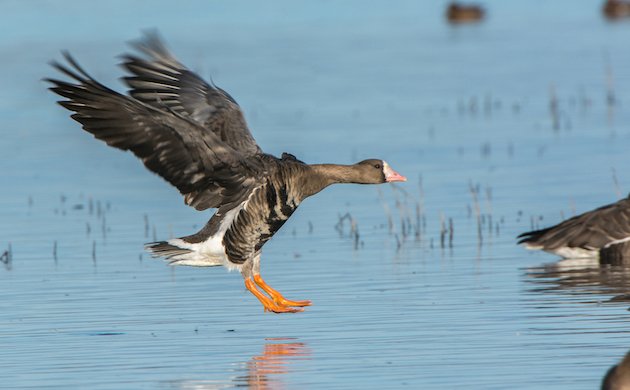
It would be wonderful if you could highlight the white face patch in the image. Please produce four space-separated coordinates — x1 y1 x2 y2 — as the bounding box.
382 161 392 177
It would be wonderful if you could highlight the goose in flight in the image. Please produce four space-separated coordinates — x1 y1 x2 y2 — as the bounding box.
46 33 407 313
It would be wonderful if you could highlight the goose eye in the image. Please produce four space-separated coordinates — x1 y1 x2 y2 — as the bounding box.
374 163 381 169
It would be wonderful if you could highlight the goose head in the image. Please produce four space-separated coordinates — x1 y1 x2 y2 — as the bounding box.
354 159 407 184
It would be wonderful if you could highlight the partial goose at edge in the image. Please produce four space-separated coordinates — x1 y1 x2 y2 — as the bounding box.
603 350 630 390
517 195 630 264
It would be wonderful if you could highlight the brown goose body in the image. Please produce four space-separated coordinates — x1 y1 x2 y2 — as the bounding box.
148 155 393 270
518 195 630 263
46 32 406 313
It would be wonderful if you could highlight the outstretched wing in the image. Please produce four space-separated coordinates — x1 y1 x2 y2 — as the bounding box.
121 31 262 156
46 53 261 211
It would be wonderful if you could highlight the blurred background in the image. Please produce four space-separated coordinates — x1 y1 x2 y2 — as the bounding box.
1 0 630 388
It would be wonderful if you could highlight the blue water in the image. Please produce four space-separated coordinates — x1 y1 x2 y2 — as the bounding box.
2 0 630 388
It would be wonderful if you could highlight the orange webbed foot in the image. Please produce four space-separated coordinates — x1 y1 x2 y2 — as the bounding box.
245 278 307 314
253 275 312 308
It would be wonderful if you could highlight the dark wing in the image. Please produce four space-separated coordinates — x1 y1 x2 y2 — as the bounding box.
46 53 262 211
120 31 262 156
517 197 630 250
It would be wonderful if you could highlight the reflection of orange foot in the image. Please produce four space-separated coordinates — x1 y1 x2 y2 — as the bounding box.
244 278 309 313
244 339 311 386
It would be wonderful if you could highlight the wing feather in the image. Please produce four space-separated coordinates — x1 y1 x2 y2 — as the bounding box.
120 31 262 156
518 197 630 251
46 53 261 210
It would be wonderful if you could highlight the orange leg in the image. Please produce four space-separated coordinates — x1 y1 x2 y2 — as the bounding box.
254 274 312 307
244 278 304 313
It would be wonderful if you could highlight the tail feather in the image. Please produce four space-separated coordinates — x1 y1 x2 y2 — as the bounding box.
517 227 553 247
145 240 224 267
145 241 192 259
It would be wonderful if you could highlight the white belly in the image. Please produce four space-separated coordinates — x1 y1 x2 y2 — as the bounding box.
522 242 598 259
164 207 244 271
552 246 598 259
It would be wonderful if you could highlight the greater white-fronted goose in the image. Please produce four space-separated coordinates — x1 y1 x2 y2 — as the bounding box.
517 195 630 264
46 33 407 313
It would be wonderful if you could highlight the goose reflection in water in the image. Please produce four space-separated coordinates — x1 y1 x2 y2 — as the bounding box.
170 338 309 390
525 257 630 302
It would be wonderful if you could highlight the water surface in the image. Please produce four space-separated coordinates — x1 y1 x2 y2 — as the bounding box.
1 1 630 388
